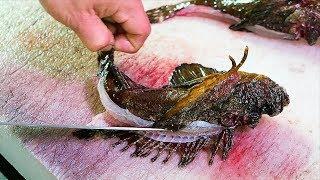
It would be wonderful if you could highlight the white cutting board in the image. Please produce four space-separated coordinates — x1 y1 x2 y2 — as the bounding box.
0 0 319 179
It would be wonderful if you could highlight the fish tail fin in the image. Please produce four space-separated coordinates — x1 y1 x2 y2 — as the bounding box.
98 49 115 77
98 49 144 90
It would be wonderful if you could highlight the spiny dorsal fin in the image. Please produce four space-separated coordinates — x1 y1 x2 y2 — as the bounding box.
169 63 218 87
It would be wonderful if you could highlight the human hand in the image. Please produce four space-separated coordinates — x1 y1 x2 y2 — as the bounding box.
39 0 151 53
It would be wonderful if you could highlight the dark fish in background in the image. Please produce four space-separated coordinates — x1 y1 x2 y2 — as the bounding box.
147 0 320 45
74 47 290 167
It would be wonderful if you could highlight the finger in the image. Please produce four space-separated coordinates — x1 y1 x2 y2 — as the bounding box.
111 1 151 53
70 14 115 52
102 19 117 34
105 24 117 35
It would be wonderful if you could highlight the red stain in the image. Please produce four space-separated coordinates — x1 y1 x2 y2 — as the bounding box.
206 118 312 179
115 53 188 88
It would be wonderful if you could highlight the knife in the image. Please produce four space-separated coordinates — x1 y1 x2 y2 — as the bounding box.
0 121 165 131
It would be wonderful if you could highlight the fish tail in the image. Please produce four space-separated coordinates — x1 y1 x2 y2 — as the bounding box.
97 49 115 77
98 49 143 90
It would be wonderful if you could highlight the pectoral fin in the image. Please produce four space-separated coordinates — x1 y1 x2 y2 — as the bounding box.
169 63 218 87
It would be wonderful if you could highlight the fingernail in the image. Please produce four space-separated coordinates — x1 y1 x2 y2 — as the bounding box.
100 44 113 51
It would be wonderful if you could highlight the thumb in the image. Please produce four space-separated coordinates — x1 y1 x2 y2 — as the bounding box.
70 14 114 52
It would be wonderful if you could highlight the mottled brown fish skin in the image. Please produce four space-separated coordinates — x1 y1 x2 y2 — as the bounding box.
147 0 320 45
153 72 289 131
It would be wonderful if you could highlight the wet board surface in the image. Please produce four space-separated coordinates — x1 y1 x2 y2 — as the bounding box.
0 0 319 179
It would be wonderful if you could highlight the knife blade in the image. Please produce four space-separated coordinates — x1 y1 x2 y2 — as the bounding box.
0 121 165 131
